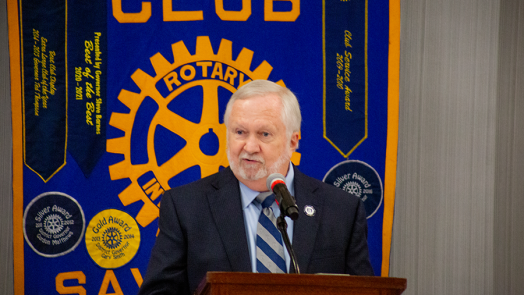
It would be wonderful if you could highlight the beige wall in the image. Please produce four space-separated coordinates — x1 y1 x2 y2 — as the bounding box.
1 0 523 294
493 1 524 294
390 0 524 294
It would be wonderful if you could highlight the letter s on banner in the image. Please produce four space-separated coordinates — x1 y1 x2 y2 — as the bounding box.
56 271 86 295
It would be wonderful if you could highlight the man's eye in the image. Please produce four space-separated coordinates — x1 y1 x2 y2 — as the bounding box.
262 132 269 137
236 130 244 135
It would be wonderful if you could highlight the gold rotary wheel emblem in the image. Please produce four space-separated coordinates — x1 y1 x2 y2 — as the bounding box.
107 36 300 227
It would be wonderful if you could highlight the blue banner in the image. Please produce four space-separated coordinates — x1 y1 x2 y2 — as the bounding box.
324 0 368 156
67 0 107 178
10 0 400 293
21 0 67 182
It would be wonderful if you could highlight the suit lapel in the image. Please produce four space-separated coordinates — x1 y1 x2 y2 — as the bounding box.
207 168 251 272
206 167 323 273
292 167 323 273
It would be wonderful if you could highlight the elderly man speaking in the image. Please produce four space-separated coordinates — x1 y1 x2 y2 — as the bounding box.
138 80 373 295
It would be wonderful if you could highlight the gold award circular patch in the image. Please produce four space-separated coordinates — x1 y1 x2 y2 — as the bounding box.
85 209 141 269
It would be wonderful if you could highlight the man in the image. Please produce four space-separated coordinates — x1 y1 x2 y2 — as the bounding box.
138 80 373 295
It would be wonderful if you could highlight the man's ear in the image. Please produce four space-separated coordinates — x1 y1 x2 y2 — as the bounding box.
289 131 300 152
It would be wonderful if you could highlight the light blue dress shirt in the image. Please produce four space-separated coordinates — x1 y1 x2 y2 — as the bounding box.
239 162 295 273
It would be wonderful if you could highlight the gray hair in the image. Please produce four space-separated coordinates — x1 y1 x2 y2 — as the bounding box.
223 80 302 139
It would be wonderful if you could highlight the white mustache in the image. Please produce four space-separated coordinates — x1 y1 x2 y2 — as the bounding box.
239 152 265 164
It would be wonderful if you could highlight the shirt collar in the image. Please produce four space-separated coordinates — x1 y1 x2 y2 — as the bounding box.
240 162 295 209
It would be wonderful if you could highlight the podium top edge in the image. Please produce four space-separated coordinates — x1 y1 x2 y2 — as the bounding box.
200 271 407 290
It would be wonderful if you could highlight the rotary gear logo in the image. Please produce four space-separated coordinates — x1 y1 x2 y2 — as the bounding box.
107 36 300 227
343 181 362 197
102 227 122 249
44 214 64 235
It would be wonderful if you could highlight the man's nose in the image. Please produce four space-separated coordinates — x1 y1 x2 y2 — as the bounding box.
243 136 260 154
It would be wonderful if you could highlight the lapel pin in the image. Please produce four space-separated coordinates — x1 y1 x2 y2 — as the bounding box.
304 205 316 217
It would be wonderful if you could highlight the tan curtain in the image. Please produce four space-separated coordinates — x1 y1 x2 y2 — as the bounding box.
390 0 524 294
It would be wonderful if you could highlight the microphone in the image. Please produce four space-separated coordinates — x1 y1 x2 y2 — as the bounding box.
266 173 299 220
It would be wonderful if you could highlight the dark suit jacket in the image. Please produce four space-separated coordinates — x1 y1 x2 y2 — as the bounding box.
138 166 374 295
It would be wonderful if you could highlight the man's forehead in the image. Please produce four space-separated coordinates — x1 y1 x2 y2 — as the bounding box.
227 95 285 129
230 119 281 131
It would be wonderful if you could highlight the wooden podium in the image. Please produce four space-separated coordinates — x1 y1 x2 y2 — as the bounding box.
195 272 406 295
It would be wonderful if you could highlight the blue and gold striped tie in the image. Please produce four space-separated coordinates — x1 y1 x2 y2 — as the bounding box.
255 193 286 273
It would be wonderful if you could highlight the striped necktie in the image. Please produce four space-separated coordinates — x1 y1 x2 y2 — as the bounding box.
255 193 286 273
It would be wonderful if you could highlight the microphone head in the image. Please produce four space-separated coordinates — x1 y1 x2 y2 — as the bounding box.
266 173 286 191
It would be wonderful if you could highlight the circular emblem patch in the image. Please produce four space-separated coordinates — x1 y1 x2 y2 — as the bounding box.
85 209 141 269
23 191 85 257
323 160 383 219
